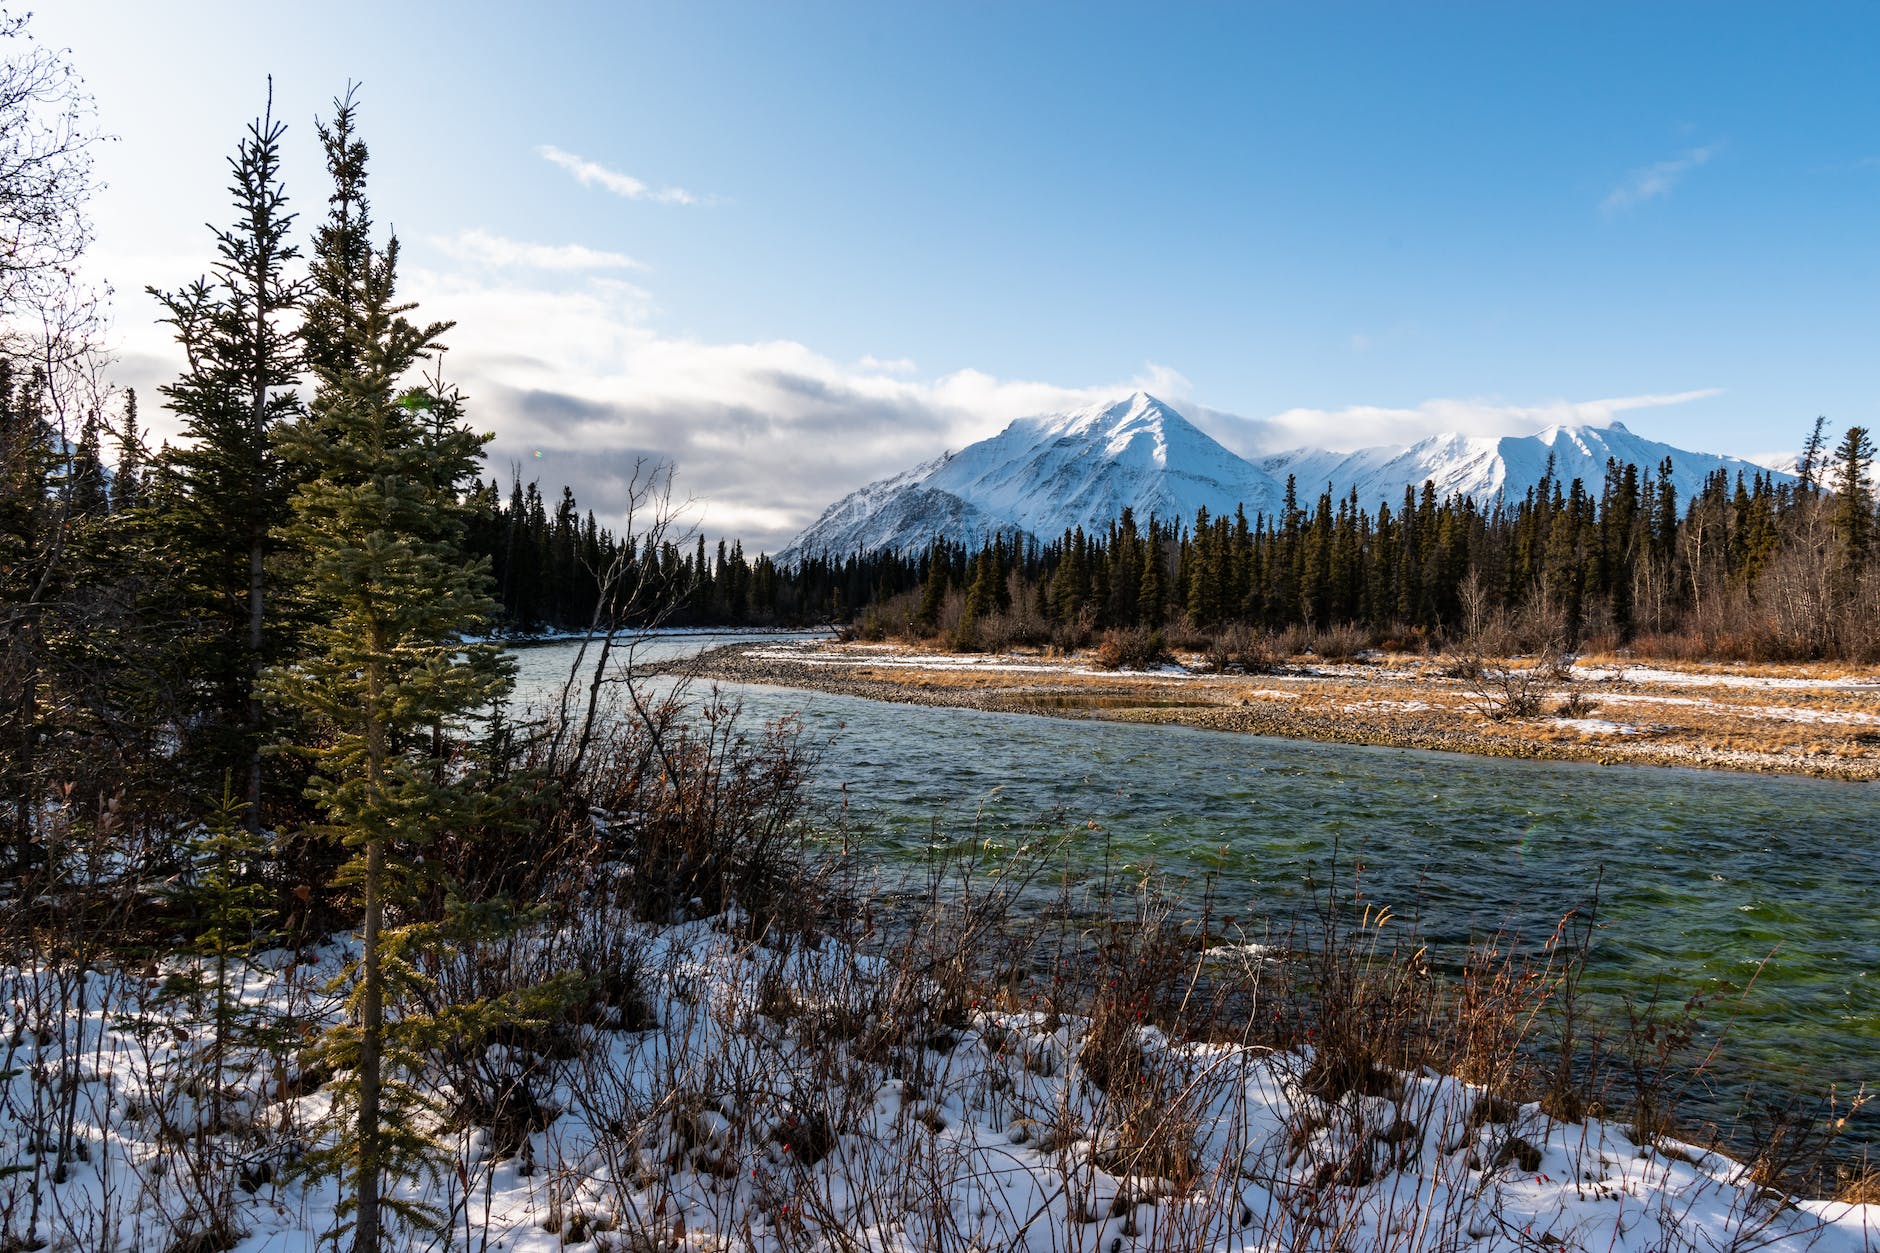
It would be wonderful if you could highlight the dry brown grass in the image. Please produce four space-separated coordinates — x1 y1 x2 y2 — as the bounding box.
1835 1161 1880 1205
755 640 1880 779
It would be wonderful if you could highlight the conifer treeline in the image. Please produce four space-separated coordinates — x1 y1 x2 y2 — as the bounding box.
461 479 854 629
859 438 1880 661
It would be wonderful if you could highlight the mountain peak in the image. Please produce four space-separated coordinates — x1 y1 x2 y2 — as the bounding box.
1033 390 1177 437
780 391 1281 562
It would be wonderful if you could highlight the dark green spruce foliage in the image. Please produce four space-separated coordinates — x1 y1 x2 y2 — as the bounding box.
266 134 516 1241
1831 426 1873 578
0 361 58 868
867 444 1880 659
464 475 834 629
149 95 306 820
111 386 143 512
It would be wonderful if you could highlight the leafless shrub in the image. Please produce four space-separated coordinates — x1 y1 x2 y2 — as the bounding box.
1093 627 1166 671
1835 1153 1880 1204
1463 652 1564 720
1555 687 1600 718
1310 622 1368 662
1159 617 1213 653
1048 609 1096 654
1203 624 1274 673
1271 622 1314 659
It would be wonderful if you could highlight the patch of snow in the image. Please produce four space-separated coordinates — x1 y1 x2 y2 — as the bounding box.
783 391 1796 566
1596 692 1880 726
1551 717 1642 736
1580 664 1870 691
1339 699 1433 713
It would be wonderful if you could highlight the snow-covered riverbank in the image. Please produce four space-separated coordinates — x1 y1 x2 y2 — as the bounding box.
5 910 1873 1252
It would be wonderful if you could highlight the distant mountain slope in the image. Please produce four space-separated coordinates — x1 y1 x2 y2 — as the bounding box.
1261 422 1784 512
779 392 1283 563
780 397 1794 564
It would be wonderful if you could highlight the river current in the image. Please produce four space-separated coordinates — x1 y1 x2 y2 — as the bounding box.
510 632 1878 1150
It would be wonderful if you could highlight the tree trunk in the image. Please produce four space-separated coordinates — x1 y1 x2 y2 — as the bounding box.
247 531 264 830
246 293 268 832
356 649 386 1253
356 830 383 1253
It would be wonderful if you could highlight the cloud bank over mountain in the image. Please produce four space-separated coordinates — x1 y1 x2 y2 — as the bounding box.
100 235 1736 557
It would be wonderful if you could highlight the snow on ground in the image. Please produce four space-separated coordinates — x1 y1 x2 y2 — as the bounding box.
1578 665 1880 692
762 644 1880 733
3 914 1873 1252
748 643 1197 681
1590 691 1880 726
1340 700 1434 714
1550 717 1643 736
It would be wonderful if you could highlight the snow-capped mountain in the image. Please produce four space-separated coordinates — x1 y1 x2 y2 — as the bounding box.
780 396 1792 563
1261 422 1783 513
779 392 1284 563
778 451 1017 563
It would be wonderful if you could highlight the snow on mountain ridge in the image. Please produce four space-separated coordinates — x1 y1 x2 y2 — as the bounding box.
779 392 1284 564
1267 421 1785 514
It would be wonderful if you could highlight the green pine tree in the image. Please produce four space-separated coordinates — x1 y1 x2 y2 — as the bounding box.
268 158 512 1248
1831 425 1873 578
111 386 143 512
150 89 307 824
65 404 108 517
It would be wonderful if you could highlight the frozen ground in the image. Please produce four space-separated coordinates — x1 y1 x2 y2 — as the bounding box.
3 913 1873 1252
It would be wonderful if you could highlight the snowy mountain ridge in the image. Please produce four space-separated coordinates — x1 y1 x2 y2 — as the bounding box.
779 392 1788 564
1262 420 1779 515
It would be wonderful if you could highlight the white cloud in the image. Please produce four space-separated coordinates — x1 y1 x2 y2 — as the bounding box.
1602 143 1722 215
538 145 705 206
431 228 645 272
103 231 1725 558
400 264 1188 552
1220 389 1725 457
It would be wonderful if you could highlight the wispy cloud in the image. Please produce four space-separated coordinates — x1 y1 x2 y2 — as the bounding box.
1230 388 1725 456
394 263 1186 552
1602 143 1723 216
432 228 646 272
538 144 705 206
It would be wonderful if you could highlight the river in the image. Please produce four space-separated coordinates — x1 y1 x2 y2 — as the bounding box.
510 631 1878 1152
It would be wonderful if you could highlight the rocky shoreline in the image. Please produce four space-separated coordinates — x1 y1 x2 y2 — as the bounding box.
657 642 1880 782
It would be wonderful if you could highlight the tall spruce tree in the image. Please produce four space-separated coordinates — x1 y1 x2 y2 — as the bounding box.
268 109 511 1249
65 402 107 517
110 386 142 511
1831 425 1874 589
151 88 306 822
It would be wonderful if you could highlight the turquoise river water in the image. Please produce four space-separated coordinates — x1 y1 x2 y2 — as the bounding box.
510 632 1878 1153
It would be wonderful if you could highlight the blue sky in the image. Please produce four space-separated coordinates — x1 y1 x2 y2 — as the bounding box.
36 2 1880 549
